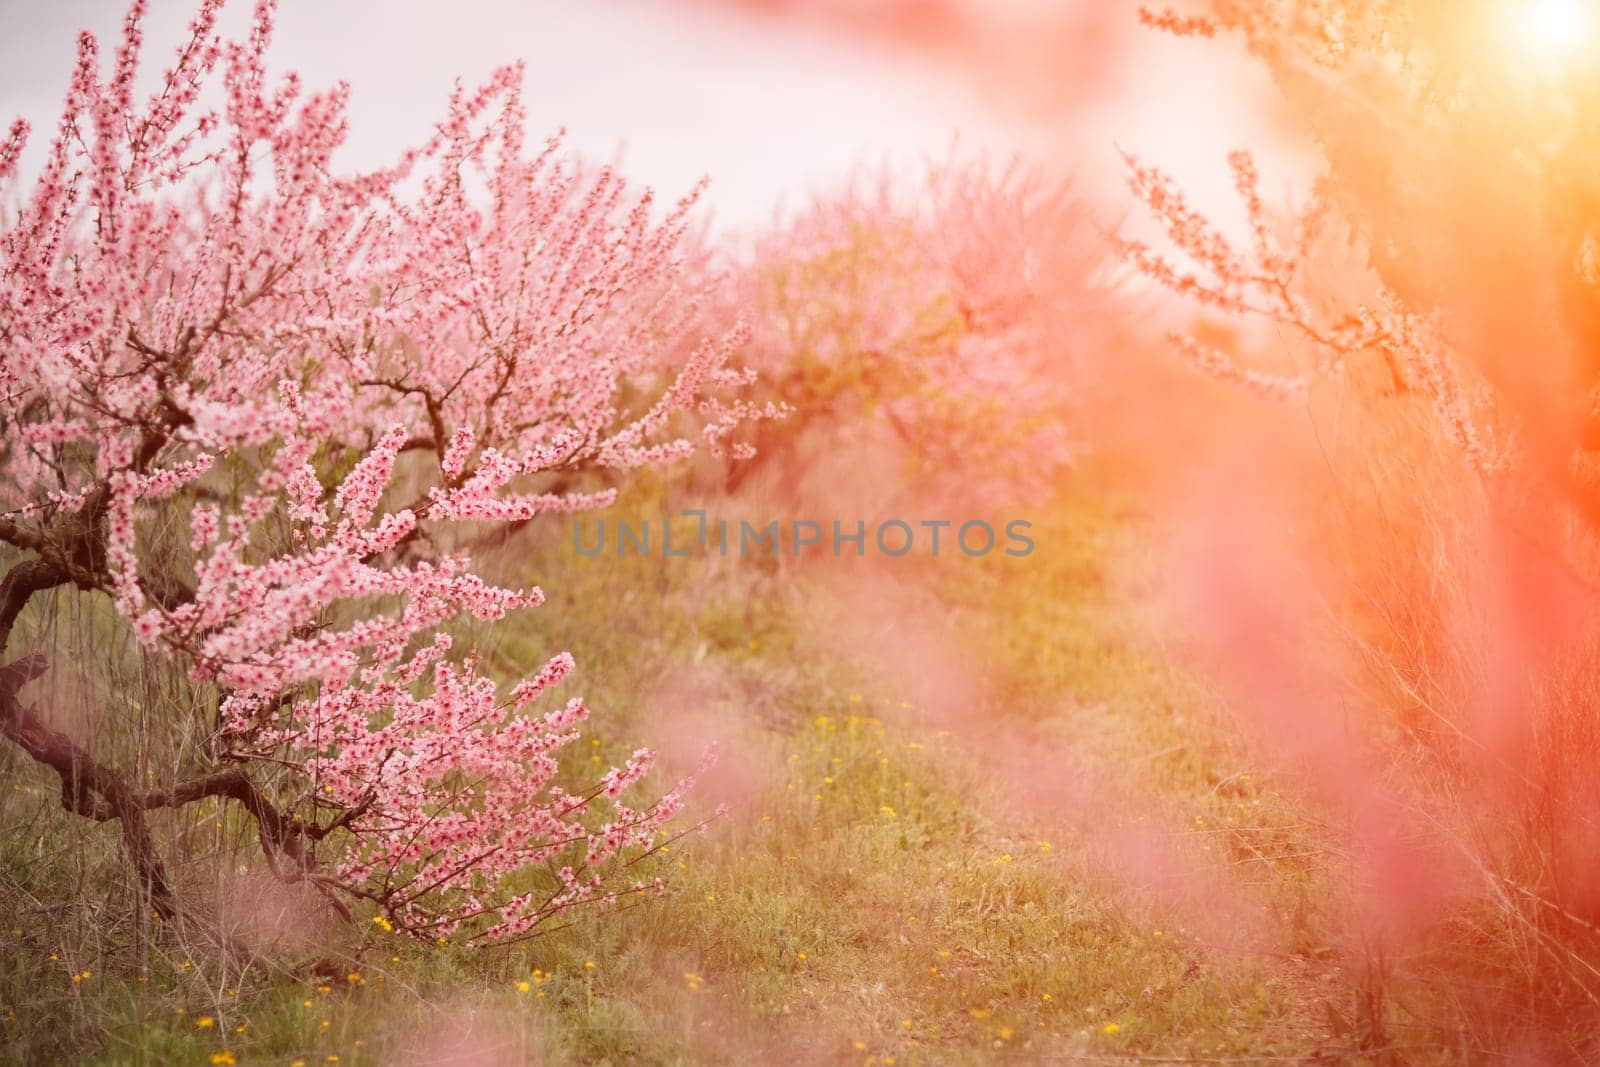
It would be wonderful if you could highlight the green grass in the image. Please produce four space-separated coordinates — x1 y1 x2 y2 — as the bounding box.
0 472 1362 1065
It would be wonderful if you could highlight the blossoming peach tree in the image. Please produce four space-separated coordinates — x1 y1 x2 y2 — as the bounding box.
727 156 1113 503
0 0 770 945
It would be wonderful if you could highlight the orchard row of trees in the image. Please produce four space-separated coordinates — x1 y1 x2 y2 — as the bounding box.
9 0 1600 1055
707 0 1600 1054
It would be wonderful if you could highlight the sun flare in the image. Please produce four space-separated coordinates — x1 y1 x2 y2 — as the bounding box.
1517 0 1593 58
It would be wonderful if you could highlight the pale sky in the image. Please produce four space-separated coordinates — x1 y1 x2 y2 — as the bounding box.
0 0 1017 229
0 1 1291 233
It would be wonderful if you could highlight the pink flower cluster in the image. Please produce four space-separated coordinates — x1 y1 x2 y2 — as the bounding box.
0 0 742 940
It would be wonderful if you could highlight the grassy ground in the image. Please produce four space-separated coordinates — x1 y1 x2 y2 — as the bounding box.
0 471 1370 1065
